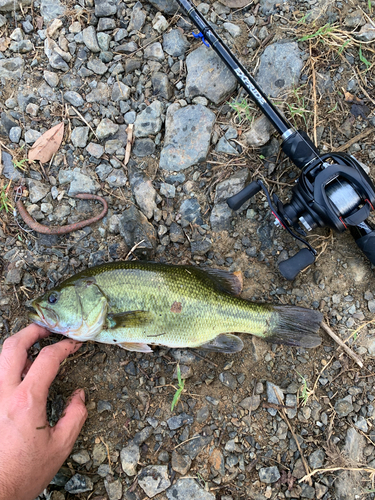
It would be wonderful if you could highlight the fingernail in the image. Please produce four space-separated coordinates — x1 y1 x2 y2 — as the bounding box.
77 388 85 402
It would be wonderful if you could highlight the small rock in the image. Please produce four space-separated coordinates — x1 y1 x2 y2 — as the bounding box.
111 81 131 101
167 412 194 430
163 29 189 57
120 442 140 476
144 42 165 62
64 91 84 107
166 478 215 499
185 46 236 104
71 449 90 465
104 479 122 500
86 142 104 158
87 58 108 75
259 466 280 484
308 449 325 469
285 394 297 419
138 465 171 498
242 115 273 147
44 70 59 87
315 483 328 499
182 434 212 460
71 127 89 148
214 168 249 204
25 129 42 144
335 397 353 417
223 22 241 37
160 182 176 198
196 406 210 424
82 26 101 52
354 416 368 433
218 372 237 390
0 57 24 79
266 381 284 416
239 395 260 411
40 0 66 22
96 118 119 140
256 41 303 97
171 451 192 475
134 100 163 137
27 179 49 203
92 443 107 467
128 1 146 32
133 426 153 445
68 170 100 196
64 474 93 494
97 400 112 413
9 126 22 143
152 11 169 32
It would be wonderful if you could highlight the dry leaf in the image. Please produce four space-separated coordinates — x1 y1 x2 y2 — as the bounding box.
28 122 64 163
0 37 10 52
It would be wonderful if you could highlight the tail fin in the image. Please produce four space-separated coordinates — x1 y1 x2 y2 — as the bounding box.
266 306 322 348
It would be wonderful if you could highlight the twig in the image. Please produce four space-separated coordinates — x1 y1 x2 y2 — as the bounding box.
70 106 98 139
310 43 318 147
125 239 145 260
321 321 364 368
300 466 375 483
273 387 312 486
174 435 200 450
262 402 295 411
100 437 112 469
335 127 374 152
124 123 134 166
187 350 218 367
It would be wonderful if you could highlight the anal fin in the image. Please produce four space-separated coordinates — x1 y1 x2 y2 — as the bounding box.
199 333 244 353
106 310 153 329
118 342 153 353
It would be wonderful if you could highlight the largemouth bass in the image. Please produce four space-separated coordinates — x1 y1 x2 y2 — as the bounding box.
30 262 322 353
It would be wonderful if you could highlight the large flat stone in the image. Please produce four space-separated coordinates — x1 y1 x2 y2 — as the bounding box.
159 103 215 171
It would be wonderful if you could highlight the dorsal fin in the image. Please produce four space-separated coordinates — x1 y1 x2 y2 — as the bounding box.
191 267 243 296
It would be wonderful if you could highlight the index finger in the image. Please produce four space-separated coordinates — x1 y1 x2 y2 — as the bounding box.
0 323 50 388
22 338 82 402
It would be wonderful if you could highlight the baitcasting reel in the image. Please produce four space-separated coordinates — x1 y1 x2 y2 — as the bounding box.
227 130 375 280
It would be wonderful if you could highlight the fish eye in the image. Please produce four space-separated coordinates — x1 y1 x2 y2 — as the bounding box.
48 293 59 304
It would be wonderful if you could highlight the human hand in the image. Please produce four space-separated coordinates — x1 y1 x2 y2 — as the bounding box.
0 324 88 500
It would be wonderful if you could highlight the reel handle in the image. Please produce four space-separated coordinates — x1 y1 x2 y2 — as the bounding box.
278 248 316 281
227 181 262 210
349 223 375 265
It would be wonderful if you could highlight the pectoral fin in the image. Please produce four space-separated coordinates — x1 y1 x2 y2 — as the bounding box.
106 311 154 329
199 333 244 353
118 342 153 353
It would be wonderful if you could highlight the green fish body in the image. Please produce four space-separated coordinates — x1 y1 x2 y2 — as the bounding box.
31 261 322 353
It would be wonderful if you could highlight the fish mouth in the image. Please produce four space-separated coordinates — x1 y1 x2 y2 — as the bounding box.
30 302 59 330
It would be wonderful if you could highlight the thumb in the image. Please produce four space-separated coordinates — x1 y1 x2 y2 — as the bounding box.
53 389 88 452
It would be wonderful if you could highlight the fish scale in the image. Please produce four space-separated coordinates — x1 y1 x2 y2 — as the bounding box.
31 261 323 352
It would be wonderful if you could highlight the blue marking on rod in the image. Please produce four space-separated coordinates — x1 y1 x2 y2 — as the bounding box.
193 32 209 47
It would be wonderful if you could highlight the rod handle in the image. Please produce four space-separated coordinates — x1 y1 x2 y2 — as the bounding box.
227 181 262 210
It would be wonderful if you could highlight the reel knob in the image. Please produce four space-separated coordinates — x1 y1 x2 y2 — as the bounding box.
278 248 316 281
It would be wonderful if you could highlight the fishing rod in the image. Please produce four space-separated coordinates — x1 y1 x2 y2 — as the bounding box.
175 0 375 280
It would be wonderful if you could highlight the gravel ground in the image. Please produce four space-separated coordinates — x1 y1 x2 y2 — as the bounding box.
0 0 374 499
